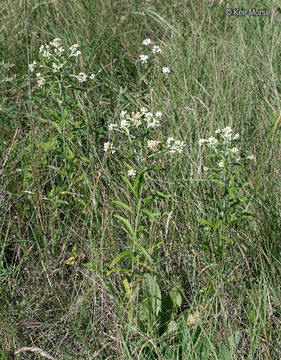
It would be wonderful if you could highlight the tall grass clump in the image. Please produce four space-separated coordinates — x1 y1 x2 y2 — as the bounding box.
0 0 280 359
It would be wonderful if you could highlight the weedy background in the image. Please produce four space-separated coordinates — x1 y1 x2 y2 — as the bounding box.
0 0 280 359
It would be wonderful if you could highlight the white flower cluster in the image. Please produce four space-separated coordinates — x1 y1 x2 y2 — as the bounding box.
69 44 81 57
36 72 45 88
139 38 170 73
104 107 185 156
29 39 96 88
70 72 88 83
166 137 185 154
199 126 240 147
108 107 162 135
199 126 255 169
103 142 116 154
127 169 136 178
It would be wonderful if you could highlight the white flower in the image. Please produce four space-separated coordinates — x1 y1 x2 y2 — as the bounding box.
50 38 61 47
203 166 209 171
144 112 153 119
128 169 136 177
77 72 87 82
155 111 162 118
139 54 149 63
38 78 45 88
246 154 255 160
103 142 110 152
133 119 142 127
103 142 115 154
233 133 240 140
140 107 148 114
90 73 96 79
152 45 162 54
167 138 185 153
42 50 51 58
167 137 175 145
37 74 45 88
199 139 206 146
142 38 151 45
52 62 63 73
208 136 218 146
162 67 171 73
120 110 127 118
222 126 232 138
120 119 129 129
132 112 141 120
215 129 221 134
131 112 142 127
28 61 36 73
54 47 64 54
70 44 79 50
218 161 224 168
108 123 117 131
174 140 185 153
147 118 160 128
231 147 239 155
147 140 160 151
73 50 81 57
222 126 232 133
69 44 81 57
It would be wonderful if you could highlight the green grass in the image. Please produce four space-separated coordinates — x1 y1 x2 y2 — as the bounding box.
0 0 280 359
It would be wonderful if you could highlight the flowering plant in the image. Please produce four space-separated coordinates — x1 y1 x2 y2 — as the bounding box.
198 126 255 254
29 38 95 95
105 107 185 277
24 39 96 215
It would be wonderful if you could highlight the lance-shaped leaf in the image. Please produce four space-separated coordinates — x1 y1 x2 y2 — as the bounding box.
112 200 133 214
113 215 134 238
109 249 132 268
136 242 153 264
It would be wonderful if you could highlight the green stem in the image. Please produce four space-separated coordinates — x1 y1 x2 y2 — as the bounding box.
131 184 143 276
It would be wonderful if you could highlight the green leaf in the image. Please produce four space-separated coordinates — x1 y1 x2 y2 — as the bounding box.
160 287 183 335
136 242 153 264
113 214 134 238
65 144 74 159
109 250 132 268
138 301 151 332
142 273 161 317
38 137 57 151
169 288 183 307
112 200 133 213
197 218 217 228
142 195 153 208
50 120 62 134
165 320 178 335
137 225 145 235
121 176 137 198
133 166 147 189
154 190 172 199
140 208 157 221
